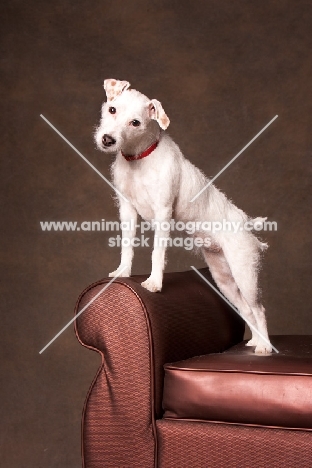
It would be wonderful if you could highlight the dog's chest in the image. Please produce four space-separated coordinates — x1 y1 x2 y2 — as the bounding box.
112 158 162 220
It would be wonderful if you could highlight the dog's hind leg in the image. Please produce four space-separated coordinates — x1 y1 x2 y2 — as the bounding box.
202 248 271 354
215 244 272 354
247 303 270 352
228 266 271 354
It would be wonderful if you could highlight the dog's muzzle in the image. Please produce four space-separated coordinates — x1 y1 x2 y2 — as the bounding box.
102 134 116 147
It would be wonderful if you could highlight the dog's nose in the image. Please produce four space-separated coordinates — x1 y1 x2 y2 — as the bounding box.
102 134 116 147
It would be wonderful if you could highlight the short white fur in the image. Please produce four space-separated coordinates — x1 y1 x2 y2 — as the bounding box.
95 78 272 354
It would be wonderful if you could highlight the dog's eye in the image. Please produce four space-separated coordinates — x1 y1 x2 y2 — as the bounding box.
131 119 141 127
109 107 116 114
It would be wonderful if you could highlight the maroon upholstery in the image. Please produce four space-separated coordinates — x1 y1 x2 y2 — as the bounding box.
75 269 312 467
74 268 244 467
163 335 312 429
157 419 312 468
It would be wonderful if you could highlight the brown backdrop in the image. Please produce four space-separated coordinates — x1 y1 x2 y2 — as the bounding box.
1 1 311 466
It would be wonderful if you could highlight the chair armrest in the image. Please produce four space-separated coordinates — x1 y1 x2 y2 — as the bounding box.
74 268 244 468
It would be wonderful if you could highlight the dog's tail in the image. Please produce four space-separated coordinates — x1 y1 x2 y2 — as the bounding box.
259 240 269 251
251 217 269 251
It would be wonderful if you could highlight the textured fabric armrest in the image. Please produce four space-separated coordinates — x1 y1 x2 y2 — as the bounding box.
74 268 244 468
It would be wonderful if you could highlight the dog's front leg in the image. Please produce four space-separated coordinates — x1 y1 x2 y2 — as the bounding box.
141 209 171 292
109 200 137 278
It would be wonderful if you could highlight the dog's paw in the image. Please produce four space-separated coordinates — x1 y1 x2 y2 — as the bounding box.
141 278 162 293
109 267 130 278
254 342 273 355
245 338 258 347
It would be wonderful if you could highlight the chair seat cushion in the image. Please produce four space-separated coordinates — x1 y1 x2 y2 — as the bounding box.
163 335 312 429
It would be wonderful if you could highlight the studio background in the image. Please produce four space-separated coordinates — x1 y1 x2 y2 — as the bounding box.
1 1 311 467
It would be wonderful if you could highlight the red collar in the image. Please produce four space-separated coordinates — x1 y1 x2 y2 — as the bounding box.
121 140 159 161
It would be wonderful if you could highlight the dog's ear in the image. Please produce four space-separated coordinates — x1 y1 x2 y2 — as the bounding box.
103 79 131 102
149 99 170 130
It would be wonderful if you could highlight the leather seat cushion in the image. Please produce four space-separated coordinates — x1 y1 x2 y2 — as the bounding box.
163 336 312 429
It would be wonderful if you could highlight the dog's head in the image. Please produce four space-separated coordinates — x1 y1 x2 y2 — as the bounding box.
94 79 170 154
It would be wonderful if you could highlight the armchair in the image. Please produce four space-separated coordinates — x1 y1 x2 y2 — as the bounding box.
74 268 312 467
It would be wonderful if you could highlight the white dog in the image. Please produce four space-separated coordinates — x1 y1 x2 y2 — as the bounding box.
95 78 272 354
